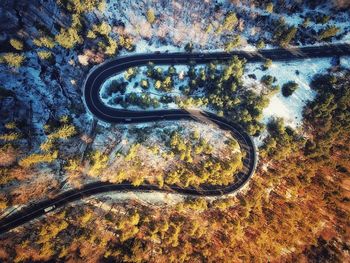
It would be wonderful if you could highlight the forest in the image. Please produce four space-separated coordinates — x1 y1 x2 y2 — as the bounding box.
0 69 349 262
0 0 349 262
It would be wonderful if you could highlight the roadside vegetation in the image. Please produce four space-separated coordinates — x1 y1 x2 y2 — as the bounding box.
0 119 243 209
0 117 77 207
1 67 350 260
69 123 243 189
2 69 348 262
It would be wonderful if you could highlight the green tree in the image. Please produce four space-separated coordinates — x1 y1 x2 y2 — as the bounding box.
155 80 162 89
87 30 96 39
106 80 126 95
302 17 311 28
260 118 301 160
282 81 299 97
125 67 137 81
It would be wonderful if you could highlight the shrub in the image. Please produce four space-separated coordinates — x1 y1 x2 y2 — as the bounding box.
222 12 238 31
55 27 82 49
261 75 276 86
48 124 77 140
106 80 126 95
1 53 25 68
105 37 117 55
256 39 265 49
92 21 111 36
10 39 23 50
263 59 272 70
265 2 274 13
319 26 340 40
119 35 134 51
146 9 156 24
57 0 103 14
0 132 20 141
274 19 297 47
224 35 241 51
88 151 108 176
33 36 55 48
37 51 52 60
140 79 149 89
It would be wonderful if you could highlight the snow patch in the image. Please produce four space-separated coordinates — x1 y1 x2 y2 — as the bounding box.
244 58 332 128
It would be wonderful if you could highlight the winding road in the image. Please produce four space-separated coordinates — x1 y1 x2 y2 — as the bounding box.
1 43 349 235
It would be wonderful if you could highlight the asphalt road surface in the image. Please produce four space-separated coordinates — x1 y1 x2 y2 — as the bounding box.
1 43 349 235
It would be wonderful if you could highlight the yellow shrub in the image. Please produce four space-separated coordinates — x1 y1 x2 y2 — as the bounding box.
10 39 23 50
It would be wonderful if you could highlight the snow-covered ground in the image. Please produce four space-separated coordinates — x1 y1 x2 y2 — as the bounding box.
341 56 350 69
100 64 205 110
244 58 333 128
134 39 182 53
104 0 350 54
2 0 350 208
101 56 333 129
86 192 185 206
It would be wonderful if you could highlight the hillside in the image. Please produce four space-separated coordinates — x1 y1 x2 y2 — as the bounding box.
0 0 349 262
